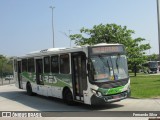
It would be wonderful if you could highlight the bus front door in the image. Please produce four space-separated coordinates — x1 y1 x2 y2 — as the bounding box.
18 61 22 89
72 52 87 102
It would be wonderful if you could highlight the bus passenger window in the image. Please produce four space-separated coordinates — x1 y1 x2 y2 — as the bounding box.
60 54 70 74
22 59 27 72
51 56 59 73
44 56 50 73
28 58 35 72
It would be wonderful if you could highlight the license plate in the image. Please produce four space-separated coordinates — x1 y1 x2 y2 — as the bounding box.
113 95 120 99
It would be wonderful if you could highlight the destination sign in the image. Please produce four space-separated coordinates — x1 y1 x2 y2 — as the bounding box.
90 46 124 54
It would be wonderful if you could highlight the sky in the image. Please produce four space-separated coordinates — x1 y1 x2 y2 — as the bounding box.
0 0 159 56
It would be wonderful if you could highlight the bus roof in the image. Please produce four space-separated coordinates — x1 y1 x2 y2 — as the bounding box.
16 43 122 59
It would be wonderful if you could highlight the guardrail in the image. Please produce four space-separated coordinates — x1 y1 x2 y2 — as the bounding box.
0 78 15 86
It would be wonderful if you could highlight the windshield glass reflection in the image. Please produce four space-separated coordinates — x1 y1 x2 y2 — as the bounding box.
90 55 128 82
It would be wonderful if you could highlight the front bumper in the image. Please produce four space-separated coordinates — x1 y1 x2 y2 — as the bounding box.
91 91 128 105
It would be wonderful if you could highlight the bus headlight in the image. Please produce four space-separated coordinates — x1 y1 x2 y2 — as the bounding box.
91 89 97 95
91 89 102 97
97 91 102 97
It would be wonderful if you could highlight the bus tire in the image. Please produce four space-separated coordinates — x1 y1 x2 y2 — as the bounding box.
63 88 74 105
26 82 33 96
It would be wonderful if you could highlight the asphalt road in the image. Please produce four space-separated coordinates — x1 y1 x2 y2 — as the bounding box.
0 84 160 120
0 84 160 111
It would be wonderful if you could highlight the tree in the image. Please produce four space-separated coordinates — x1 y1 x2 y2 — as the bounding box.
0 55 6 77
0 55 13 78
70 23 151 76
147 54 158 61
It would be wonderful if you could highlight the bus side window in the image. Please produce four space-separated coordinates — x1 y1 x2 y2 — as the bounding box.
51 56 59 73
22 59 28 72
28 58 35 73
60 54 70 74
44 56 51 73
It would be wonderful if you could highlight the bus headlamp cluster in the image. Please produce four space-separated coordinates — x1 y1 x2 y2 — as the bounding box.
97 91 102 97
91 89 102 97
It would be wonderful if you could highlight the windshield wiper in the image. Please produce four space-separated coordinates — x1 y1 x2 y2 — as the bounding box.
116 56 119 73
106 59 111 74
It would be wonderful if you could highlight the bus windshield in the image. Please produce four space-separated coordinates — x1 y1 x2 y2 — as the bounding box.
90 54 128 82
149 62 158 68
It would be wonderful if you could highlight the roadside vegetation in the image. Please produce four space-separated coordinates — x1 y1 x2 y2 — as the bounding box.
130 74 160 98
0 55 13 78
70 23 156 76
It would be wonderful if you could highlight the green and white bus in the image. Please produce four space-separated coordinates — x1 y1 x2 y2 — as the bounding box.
13 43 130 105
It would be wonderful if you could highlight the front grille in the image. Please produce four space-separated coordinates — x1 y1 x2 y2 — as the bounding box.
150 68 157 71
93 79 128 89
103 91 128 102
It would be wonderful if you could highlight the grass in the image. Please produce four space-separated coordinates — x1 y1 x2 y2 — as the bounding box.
130 74 160 98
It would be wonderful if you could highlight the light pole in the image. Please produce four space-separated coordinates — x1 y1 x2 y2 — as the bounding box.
50 6 55 48
157 0 160 57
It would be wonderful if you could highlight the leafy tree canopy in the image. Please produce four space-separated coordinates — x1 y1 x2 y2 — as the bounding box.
147 54 158 61
70 23 151 71
0 54 13 76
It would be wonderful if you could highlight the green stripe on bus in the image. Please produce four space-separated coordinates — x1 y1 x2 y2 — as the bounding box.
21 72 72 88
98 86 124 95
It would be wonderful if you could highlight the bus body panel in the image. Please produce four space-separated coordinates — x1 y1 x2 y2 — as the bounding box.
20 72 72 98
13 44 130 105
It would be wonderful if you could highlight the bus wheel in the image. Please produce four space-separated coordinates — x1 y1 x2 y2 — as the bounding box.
63 89 74 105
26 82 33 96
